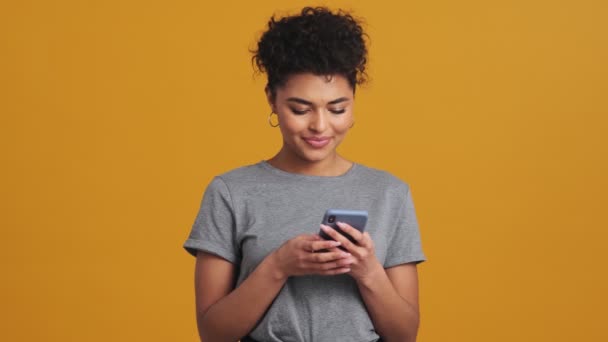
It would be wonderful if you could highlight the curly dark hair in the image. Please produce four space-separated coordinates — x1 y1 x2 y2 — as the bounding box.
251 6 369 101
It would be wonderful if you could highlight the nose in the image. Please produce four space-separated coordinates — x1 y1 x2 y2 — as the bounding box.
308 110 328 132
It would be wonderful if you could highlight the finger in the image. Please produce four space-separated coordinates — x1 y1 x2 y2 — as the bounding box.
315 245 341 254
311 249 351 263
304 259 353 274
320 224 358 252
302 254 352 271
335 221 364 243
318 256 355 271
311 234 323 241
308 239 341 253
301 234 320 241
359 232 374 249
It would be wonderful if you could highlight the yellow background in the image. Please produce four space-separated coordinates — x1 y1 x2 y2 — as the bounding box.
1 0 607 341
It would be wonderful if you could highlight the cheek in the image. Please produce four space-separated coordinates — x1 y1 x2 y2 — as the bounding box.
278 116 303 136
332 116 353 134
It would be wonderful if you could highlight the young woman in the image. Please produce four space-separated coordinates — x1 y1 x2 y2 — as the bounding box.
183 6 426 342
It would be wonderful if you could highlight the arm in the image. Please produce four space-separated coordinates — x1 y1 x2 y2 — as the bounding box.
195 251 286 342
320 223 422 342
194 235 351 342
356 263 421 342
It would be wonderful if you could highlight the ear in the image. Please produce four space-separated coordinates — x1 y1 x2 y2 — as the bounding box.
265 86 275 111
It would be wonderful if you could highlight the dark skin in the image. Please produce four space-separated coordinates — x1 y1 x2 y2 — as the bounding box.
193 73 421 341
320 222 421 342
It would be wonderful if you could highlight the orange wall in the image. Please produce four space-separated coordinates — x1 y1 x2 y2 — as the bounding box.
1 1 607 341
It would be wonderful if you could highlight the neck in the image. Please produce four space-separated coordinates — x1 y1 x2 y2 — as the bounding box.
267 147 352 177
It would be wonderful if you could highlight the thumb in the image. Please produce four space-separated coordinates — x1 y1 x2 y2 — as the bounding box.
300 233 319 241
310 234 323 241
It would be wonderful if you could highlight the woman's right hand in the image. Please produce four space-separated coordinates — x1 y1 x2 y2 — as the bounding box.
270 234 355 279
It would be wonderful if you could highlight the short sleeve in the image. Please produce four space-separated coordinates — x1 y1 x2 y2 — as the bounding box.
384 186 427 268
182 177 240 263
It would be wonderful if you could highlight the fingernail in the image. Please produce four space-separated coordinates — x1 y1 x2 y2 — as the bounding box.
336 221 345 227
320 224 329 231
332 241 341 246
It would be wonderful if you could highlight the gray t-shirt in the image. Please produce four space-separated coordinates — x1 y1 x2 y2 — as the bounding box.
183 160 426 342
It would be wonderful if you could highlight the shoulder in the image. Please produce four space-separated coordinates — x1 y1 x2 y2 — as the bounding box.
211 161 265 183
198 162 265 205
203 161 268 194
354 162 411 194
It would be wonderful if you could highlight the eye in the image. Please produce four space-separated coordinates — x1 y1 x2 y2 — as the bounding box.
290 108 309 115
330 108 346 114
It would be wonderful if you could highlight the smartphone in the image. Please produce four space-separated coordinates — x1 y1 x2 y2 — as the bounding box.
319 209 368 245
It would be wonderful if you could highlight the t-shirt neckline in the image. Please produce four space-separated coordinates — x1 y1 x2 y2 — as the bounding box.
259 160 358 180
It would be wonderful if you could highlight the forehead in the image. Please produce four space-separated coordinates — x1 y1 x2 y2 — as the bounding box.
276 73 353 103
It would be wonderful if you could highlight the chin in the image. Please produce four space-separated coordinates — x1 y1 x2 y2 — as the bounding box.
296 149 334 163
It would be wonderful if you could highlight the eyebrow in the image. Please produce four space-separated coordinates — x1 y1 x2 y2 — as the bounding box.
286 97 350 105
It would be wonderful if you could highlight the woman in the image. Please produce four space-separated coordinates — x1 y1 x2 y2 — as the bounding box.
183 6 426 342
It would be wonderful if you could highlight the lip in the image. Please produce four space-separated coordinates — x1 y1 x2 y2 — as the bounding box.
303 136 331 148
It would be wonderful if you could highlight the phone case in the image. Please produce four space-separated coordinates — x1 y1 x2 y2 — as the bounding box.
319 209 368 244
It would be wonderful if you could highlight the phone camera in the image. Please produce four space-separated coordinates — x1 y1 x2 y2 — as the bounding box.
328 215 336 223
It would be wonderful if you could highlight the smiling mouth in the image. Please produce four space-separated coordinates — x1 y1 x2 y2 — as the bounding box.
303 137 331 148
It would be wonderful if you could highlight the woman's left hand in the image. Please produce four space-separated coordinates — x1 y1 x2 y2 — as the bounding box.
320 222 384 284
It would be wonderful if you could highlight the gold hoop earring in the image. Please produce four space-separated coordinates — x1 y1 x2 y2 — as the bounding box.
350 121 355 128
268 111 279 127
